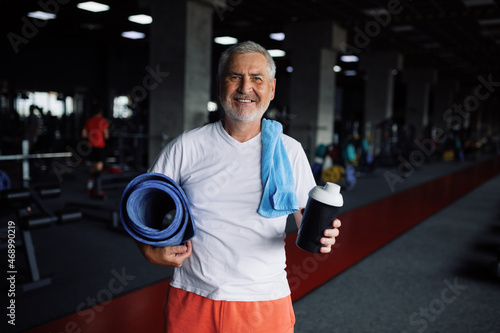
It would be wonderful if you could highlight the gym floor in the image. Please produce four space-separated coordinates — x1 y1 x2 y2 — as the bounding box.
2 153 500 333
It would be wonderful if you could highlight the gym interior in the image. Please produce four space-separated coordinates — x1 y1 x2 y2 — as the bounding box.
1 1 500 332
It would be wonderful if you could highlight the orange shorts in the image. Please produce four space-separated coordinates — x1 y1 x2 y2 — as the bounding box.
163 286 295 333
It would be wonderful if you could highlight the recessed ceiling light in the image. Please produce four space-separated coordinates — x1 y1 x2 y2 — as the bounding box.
268 49 286 57
77 2 110 13
121 31 145 40
27 11 56 20
269 32 285 41
363 8 390 16
286 66 293 73
128 14 153 25
478 18 500 26
462 0 495 7
391 25 415 33
340 55 359 63
333 65 342 72
344 70 357 76
214 36 238 45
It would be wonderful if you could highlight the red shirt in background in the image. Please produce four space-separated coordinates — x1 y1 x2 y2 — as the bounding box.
84 115 109 148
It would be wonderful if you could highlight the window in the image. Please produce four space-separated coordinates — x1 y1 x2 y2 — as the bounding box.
15 91 73 117
113 95 132 118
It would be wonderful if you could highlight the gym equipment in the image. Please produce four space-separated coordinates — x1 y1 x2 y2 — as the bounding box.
321 164 356 189
66 170 141 230
91 170 141 198
0 139 72 186
65 200 121 230
120 173 196 247
322 165 345 184
1 184 81 292
21 210 82 230
0 170 11 191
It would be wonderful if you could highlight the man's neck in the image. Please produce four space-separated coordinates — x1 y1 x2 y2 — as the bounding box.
222 117 261 143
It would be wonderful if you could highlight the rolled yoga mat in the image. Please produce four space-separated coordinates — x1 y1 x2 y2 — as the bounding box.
120 173 196 246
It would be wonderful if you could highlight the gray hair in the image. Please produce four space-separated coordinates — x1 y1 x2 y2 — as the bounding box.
217 41 276 81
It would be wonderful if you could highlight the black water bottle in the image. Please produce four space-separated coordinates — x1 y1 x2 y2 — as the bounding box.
296 182 343 253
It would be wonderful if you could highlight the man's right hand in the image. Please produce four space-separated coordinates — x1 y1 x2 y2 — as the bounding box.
136 240 192 268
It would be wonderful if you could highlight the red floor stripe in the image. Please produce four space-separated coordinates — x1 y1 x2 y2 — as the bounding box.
24 280 170 333
25 156 500 333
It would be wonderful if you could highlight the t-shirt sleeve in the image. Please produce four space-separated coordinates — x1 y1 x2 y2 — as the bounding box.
283 136 316 208
148 134 184 184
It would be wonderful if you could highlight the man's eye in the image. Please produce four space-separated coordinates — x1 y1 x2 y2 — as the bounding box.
253 77 262 81
229 75 241 80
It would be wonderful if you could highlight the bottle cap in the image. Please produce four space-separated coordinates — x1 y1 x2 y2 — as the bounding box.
309 182 343 207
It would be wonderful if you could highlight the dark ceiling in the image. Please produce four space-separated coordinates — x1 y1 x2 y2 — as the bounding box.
2 0 500 84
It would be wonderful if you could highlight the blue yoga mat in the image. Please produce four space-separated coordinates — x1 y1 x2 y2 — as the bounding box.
120 173 196 246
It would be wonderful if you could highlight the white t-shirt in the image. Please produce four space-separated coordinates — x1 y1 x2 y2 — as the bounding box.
149 120 316 301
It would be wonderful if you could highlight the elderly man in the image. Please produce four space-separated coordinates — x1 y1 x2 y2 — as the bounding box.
136 41 341 333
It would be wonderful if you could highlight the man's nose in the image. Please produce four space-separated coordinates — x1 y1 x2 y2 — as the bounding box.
237 76 252 93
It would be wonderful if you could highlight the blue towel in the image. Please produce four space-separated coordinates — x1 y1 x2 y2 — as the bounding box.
258 118 299 218
120 173 196 247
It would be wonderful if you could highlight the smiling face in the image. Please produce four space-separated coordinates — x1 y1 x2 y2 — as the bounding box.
219 52 276 123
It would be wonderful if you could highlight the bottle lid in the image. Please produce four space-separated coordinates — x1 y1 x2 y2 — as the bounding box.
309 182 343 207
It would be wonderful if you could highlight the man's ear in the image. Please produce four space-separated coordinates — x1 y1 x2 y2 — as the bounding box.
270 78 276 101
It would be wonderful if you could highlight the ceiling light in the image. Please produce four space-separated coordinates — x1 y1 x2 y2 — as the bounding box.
462 0 495 7
333 65 342 72
27 11 56 20
286 66 293 73
340 55 359 62
268 49 286 57
269 32 285 41
128 14 153 25
478 18 500 26
121 31 145 40
207 101 218 112
344 70 357 76
391 25 415 33
214 36 238 45
77 2 110 13
363 8 390 16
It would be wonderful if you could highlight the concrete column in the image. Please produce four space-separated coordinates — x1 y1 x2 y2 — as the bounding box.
286 21 346 160
432 79 458 133
147 0 213 164
403 68 438 139
359 51 403 156
489 96 500 139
